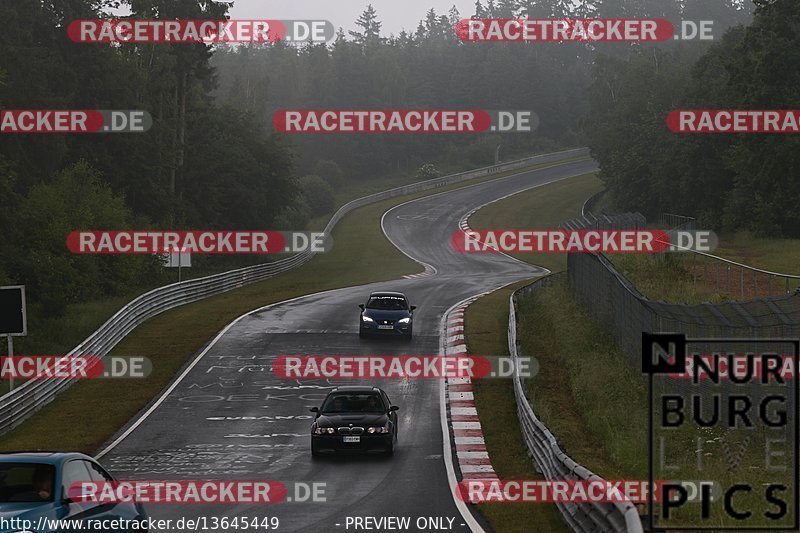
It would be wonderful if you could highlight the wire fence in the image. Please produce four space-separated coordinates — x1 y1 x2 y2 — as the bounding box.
564 212 800 369
563 212 799 454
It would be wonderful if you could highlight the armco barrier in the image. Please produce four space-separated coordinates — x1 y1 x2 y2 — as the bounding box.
0 147 590 435
509 274 643 533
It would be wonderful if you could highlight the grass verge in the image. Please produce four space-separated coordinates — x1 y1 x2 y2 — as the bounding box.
0 158 587 453
517 279 647 479
608 254 730 304
459 174 605 532
468 173 603 273
0 196 419 453
465 281 569 533
713 232 800 275
518 277 793 527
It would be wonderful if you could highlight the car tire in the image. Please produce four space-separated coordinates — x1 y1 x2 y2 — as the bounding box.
311 442 321 458
359 327 367 339
384 442 394 456
403 328 412 341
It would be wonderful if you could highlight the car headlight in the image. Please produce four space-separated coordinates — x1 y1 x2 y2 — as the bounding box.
367 425 391 434
314 427 335 435
397 317 411 324
361 316 374 323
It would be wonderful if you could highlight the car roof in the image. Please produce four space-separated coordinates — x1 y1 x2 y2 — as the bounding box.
329 386 383 393
368 291 406 298
0 451 93 465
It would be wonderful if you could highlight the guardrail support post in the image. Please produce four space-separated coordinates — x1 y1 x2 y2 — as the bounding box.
6 336 13 392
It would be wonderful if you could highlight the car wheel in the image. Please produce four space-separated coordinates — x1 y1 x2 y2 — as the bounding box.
311 442 321 458
403 328 412 341
384 441 394 456
359 327 367 339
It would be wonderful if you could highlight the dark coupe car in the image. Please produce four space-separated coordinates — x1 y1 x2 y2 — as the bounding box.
310 386 399 457
0 452 148 532
358 291 416 340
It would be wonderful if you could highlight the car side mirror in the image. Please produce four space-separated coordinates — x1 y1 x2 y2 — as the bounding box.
358 304 365 310
310 407 319 413
410 305 416 311
389 405 399 411
63 497 74 505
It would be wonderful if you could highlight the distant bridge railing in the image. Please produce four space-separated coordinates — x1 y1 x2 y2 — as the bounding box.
657 213 800 298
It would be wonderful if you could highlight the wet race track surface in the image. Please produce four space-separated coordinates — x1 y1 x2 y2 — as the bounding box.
98 158 597 532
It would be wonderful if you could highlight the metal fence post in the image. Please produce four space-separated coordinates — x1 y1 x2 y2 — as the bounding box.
741 269 744 298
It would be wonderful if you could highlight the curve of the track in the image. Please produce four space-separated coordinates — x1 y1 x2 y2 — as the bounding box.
99 157 598 532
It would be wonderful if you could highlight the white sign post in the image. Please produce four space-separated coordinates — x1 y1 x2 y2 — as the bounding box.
163 248 192 282
0 285 27 392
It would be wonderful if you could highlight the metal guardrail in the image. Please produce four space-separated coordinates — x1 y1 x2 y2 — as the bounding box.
581 189 606 217
0 147 590 435
509 274 643 533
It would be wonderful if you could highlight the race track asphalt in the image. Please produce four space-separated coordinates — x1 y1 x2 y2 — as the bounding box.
98 156 598 532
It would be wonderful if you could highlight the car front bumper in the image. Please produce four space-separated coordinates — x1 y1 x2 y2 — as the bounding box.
312 433 393 453
360 322 411 335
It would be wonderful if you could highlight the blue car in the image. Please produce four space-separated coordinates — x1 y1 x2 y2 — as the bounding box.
0 452 147 532
358 291 416 340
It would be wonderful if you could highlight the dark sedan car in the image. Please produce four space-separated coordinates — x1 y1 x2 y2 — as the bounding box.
358 291 416 340
0 452 148 533
310 386 399 457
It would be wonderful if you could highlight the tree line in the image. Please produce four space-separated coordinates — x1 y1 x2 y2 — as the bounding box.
585 0 799 237
0 0 758 323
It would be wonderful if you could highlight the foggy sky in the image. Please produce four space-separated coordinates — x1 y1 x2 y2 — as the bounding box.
228 1 477 36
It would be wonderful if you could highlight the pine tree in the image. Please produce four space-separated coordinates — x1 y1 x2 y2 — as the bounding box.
473 0 487 18
349 4 384 49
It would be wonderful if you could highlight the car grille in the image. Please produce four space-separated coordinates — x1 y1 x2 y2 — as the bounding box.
338 427 364 435
379 320 394 325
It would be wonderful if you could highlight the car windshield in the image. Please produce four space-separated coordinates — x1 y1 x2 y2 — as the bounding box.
0 463 56 503
322 393 385 413
366 296 408 310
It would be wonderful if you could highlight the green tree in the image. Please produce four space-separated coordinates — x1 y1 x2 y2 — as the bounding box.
298 175 336 217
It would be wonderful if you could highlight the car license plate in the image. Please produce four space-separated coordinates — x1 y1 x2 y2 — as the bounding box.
343 436 360 443
377 325 393 330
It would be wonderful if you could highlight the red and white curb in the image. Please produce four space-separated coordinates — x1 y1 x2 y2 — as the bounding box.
402 264 436 279
458 209 478 232
443 298 498 481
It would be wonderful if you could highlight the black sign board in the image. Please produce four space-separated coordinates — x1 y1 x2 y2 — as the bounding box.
0 286 27 336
